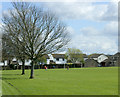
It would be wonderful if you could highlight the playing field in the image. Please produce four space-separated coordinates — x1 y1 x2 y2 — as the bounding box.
2 67 118 95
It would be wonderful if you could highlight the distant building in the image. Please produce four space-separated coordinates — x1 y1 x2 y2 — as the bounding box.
112 52 120 66
97 55 108 63
1 52 119 69
84 59 98 67
50 54 67 64
89 54 110 67
101 59 112 67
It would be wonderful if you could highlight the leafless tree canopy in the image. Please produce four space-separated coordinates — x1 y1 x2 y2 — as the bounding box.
2 33 14 61
2 2 70 78
2 2 69 61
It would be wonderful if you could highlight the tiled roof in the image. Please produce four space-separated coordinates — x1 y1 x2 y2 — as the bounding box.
113 52 120 57
52 54 65 58
90 54 101 58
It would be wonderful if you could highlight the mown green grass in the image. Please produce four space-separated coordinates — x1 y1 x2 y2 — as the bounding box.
0 70 2 96
2 67 118 95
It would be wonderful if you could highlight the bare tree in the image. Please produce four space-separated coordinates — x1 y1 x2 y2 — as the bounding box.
2 32 26 73
2 2 70 79
14 42 26 75
2 33 15 70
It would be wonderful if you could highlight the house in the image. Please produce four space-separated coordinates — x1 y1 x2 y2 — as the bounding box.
48 54 67 64
101 59 113 67
0 54 50 70
84 59 98 67
89 54 110 67
114 57 120 66
112 52 120 66
112 52 120 60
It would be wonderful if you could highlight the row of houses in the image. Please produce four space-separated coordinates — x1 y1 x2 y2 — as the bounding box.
85 53 120 67
0 52 119 69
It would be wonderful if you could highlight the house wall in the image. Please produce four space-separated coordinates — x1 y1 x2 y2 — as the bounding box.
114 57 120 66
54 58 67 64
5 61 7 66
0 62 4 66
46 54 54 64
84 59 98 67
0 60 7 66
18 60 31 66
47 59 51 64
47 54 67 64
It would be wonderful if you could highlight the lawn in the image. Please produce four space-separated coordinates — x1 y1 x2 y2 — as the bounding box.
1 67 118 95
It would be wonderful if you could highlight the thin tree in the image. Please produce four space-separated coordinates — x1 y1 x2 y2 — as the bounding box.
14 43 26 75
65 48 84 64
2 2 70 79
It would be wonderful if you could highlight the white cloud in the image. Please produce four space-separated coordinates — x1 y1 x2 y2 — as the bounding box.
44 2 117 22
67 21 118 54
103 21 118 36
71 34 117 54
80 27 101 36
1 0 119 2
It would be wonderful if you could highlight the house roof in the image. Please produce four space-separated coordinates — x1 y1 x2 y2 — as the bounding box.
106 55 112 58
52 54 65 58
90 54 102 58
106 55 113 60
113 52 120 57
85 59 98 63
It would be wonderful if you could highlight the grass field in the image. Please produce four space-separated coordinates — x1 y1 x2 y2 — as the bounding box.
0 70 2 96
2 67 118 95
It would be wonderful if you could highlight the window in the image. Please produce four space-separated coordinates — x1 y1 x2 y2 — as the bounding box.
62 58 64 61
50 60 54 62
56 58 59 61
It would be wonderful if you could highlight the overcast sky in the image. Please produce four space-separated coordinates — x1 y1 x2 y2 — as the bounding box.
0 0 119 55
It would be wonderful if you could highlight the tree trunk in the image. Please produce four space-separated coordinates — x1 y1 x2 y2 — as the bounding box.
64 64 65 69
21 60 25 75
3 61 5 70
29 60 34 79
